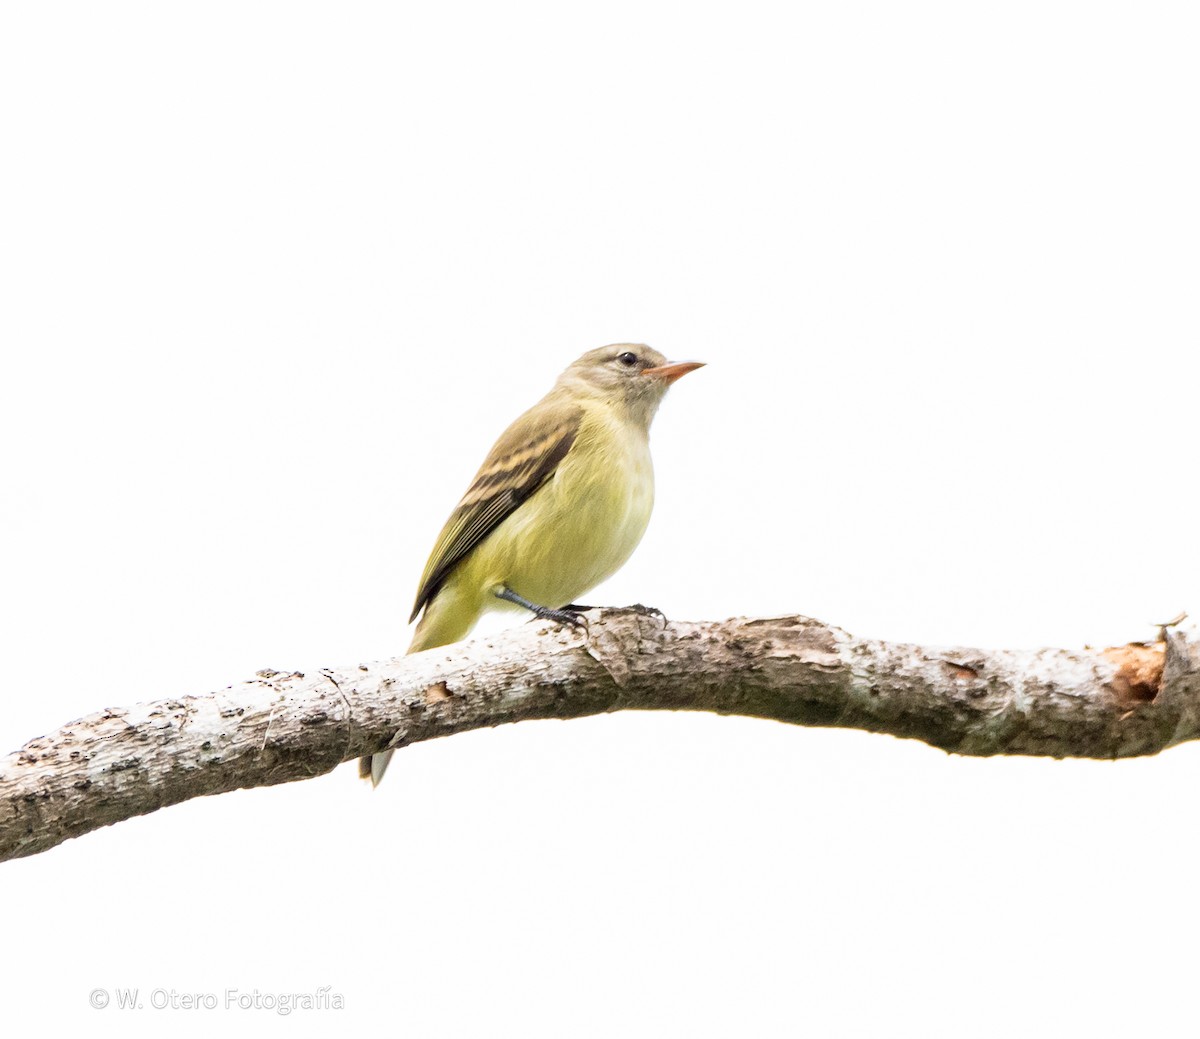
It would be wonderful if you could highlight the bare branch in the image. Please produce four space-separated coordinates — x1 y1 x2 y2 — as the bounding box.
3 610 1198 863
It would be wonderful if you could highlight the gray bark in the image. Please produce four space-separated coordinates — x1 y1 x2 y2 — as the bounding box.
2 610 1195 863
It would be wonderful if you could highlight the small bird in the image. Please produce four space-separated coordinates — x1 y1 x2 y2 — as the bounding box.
361 344 703 785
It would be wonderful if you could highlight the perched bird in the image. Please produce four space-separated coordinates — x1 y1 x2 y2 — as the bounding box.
361 343 704 786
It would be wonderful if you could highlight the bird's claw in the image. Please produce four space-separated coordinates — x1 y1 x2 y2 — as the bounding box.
562 602 666 625
535 605 590 634
629 603 667 625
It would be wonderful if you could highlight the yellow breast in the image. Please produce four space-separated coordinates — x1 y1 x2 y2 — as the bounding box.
466 402 655 610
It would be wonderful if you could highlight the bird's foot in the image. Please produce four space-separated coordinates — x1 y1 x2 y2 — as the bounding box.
563 602 666 626
531 603 590 633
496 587 590 633
606 602 669 627
628 603 667 623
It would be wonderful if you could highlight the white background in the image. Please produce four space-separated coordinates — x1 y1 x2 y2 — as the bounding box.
2 2 1198 1035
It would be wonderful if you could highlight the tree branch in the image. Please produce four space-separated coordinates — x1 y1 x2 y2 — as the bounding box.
3 610 1197 863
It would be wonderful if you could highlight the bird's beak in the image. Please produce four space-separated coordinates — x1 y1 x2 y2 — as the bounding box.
642 361 705 385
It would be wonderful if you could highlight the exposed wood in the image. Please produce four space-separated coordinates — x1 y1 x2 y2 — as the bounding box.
2 610 1197 863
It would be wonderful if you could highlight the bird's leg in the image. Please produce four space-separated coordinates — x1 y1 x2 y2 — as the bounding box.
496 587 590 632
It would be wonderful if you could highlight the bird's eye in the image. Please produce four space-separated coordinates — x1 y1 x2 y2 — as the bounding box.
617 351 638 367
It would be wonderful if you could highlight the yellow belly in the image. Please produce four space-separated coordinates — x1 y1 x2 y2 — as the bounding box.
414 406 655 649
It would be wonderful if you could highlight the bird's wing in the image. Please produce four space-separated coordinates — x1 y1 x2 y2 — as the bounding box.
409 399 582 622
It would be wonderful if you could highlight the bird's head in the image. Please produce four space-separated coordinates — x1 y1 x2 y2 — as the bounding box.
558 344 704 428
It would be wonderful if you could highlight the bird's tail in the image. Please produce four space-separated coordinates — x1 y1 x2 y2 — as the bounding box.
360 584 479 787
358 748 394 785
